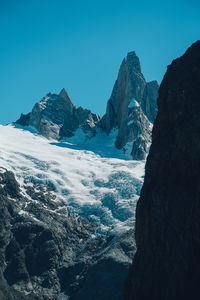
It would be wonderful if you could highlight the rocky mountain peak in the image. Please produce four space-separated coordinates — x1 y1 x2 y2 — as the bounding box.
16 89 100 140
59 88 74 105
125 51 142 73
101 50 158 160
15 51 159 160
127 50 136 56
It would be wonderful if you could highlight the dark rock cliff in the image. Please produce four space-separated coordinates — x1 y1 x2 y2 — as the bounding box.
124 40 200 300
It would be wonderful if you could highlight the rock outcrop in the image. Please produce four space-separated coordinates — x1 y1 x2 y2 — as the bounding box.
16 88 100 139
0 167 135 299
101 51 159 160
124 41 200 299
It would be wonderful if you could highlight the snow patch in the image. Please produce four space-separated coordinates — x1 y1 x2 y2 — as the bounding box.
128 98 140 109
0 167 7 174
127 120 134 126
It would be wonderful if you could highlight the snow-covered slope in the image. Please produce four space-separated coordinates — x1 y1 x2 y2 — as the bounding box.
0 124 145 235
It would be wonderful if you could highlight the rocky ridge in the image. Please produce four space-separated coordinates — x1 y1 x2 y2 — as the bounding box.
16 52 158 160
101 51 159 159
124 41 200 299
16 88 100 140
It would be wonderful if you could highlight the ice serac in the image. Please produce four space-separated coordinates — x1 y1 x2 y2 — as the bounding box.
16 88 101 139
124 41 200 300
101 51 159 160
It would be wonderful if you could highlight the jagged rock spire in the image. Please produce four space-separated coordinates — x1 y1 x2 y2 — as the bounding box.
126 51 142 73
59 88 74 105
101 50 158 160
15 89 100 140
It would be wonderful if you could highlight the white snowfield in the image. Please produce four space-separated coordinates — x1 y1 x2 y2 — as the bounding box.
0 124 145 235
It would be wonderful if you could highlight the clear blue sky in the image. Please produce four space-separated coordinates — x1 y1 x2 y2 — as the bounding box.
0 0 199 124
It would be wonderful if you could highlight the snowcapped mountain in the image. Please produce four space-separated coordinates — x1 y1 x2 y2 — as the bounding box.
16 51 158 160
0 51 158 299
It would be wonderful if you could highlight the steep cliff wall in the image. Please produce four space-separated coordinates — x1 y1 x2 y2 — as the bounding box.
125 41 200 300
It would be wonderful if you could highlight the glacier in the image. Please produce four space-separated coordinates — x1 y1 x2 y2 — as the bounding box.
0 124 145 236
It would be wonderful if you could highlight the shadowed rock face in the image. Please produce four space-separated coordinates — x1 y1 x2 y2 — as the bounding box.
124 40 200 300
141 80 158 122
101 51 159 160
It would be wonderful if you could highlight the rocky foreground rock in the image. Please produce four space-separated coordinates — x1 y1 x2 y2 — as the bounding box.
16 52 158 160
0 168 135 299
124 41 200 299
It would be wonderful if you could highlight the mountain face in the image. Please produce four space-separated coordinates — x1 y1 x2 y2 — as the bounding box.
16 88 101 140
124 41 200 300
0 166 136 300
16 52 158 160
101 51 159 159
0 168 94 299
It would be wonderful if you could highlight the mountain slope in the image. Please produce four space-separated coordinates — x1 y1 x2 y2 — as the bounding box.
0 124 142 299
0 124 144 234
124 41 200 300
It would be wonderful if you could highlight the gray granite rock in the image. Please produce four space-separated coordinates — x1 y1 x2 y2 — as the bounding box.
16 88 100 140
101 51 158 160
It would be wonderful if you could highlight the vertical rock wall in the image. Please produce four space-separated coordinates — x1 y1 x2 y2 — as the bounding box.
124 41 200 300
